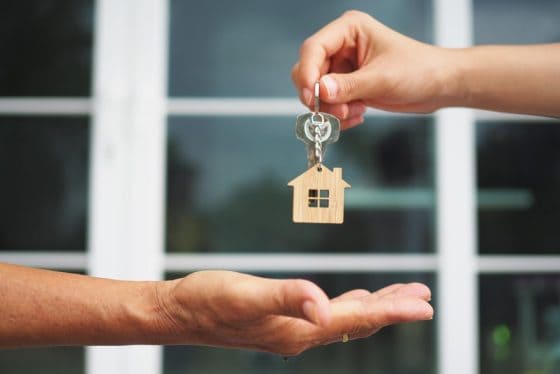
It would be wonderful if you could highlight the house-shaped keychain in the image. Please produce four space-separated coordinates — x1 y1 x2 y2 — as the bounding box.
288 164 351 224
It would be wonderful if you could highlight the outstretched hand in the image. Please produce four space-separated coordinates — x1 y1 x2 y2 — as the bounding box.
158 270 433 356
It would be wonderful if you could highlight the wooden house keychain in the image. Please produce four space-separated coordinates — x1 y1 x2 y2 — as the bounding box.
288 82 350 224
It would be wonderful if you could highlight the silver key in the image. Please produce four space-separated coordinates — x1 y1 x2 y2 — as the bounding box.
295 112 340 167
295 82 341 168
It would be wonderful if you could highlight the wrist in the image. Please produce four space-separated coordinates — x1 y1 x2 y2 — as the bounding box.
139 279 188 345
435 47 472 109
107 279 186 345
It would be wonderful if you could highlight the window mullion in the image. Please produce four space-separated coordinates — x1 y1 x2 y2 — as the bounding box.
435 0 477 374
87 0 168 374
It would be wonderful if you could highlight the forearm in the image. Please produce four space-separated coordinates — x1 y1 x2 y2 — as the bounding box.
0 263 171 347
450 44 560 117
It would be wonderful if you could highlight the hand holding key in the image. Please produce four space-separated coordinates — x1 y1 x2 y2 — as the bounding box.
291 10 455 127
292 10 560 119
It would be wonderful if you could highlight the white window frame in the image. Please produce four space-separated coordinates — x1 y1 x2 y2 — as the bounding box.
434 1 477 373
1 1 560 374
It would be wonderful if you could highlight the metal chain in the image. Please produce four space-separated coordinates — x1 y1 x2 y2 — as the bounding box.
313 81 323 166
314 123 322 164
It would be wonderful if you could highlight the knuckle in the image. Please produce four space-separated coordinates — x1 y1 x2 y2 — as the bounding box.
336 300 371 341
293 278 314 289
342 9 366 20
275 282 290 310
299 37 315 56
278 279 310 314
384 297 402 325
287 278 314 296
291 64 299 83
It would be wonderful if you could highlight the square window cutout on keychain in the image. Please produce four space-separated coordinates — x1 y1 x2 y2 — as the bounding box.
288 82 351 224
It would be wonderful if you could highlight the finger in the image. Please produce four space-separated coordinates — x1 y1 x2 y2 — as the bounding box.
391 283 432 301
292 62 311 106
321 296 433 343
331 289 371 303
319 101 366 120
293 59 331 89
292 54 330 103
360 294 434 327
297 14 356 91
257 278 332 327
320 70 378 105
341 115 365 130
371 283 406 298
291 62 301 90
369 283 431 303
332 283 411 304
293 61 329 108
296 51 364 111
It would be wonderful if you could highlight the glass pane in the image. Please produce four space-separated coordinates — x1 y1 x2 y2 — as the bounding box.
164 272 435 374
0 0 94 96
166 116 434 253
0 347 84 374
480 274 560 374
474 0 560 44
168 0 433 97
0 117 89 250
478 121 560 254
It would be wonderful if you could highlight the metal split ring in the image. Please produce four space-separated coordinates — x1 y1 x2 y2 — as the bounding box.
314 81 320 113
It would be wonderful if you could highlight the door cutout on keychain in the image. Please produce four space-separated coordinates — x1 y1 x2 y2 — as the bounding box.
288 164 350 224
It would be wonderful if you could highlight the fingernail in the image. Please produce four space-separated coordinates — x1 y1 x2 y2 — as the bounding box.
321 76 338 98
422 303 434 320
302 88 312 106
302 300 318 325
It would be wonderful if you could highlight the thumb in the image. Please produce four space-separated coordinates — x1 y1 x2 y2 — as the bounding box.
320 70 375 104
260 278 332 326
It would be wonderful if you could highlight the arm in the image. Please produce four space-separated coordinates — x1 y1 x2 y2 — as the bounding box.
0 263 162 347
0 263 433 355
451 45 560 117
292 10 560 127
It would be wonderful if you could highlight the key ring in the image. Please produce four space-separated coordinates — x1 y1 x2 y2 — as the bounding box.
305 85 330 143
304 114 332 143
314 81 320 113
310 112 326 125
